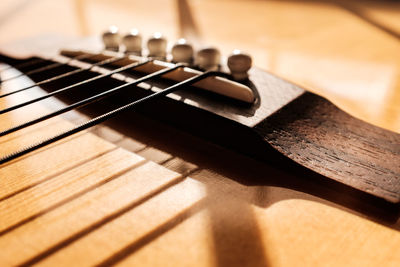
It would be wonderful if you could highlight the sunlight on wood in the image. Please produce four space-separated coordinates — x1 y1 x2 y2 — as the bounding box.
0 1 399 266
0 0 398 132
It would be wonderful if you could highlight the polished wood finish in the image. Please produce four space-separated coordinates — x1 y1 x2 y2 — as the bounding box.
15 51 397 203
0 0 399 266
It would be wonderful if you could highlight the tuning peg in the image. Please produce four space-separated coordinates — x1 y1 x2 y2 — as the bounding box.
102 26 121 51
171 39 194 64
122 29 142 55
147 32 167 59
227 49 252 81
195 47 221 71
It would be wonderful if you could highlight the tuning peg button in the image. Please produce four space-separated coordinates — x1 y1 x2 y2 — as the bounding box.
122 29 142 55
102 26 121 51
227 49 252 81
171 39 194 64
195 48 221 71
147 32 167 58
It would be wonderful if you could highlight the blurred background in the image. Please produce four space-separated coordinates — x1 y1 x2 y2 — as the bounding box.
0 0 399 132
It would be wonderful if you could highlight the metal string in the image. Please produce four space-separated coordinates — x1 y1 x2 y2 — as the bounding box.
0 54 125 98
0 61 179 137
0 71 215 165
0 58 46 73
0 53 95 83
0 58 149 114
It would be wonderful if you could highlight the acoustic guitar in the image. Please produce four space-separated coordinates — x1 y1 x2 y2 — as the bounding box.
0 2 400 266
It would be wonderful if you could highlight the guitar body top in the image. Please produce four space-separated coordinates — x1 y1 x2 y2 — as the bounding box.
0 34 399 266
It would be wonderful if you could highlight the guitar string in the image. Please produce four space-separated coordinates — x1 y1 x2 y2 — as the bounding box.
0 57 148 114
0 53 95 83
0 58 46 73
0 70 215 165
0 54 125 98
0 59 180 137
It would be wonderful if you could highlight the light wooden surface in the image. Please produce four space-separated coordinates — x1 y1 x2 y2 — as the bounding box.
0 0 400 266
0 0 399 132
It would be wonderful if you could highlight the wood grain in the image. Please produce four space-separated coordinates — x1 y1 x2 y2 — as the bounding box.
0 1 399 266
0 69 399 266
256 92 400 202
24 52 398 203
